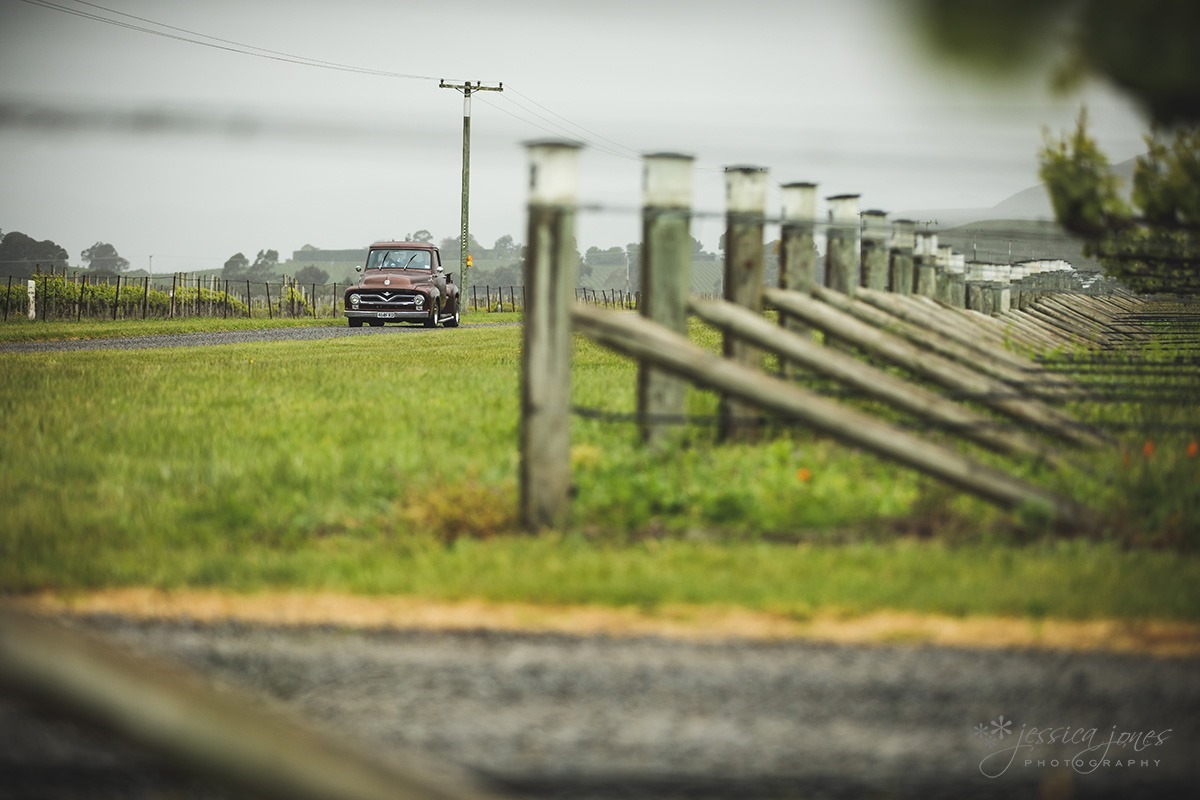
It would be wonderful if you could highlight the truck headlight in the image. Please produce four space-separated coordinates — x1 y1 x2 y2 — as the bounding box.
413 295 424 309
349 294 360 308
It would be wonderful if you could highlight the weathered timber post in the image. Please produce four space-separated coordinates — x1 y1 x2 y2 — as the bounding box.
26 279 35 321
1019 261 1038 310
888 219 915 295
934 245 953 303
996 264 1012 314
779 182 819 297
778 182 819 375
520 140 582 530
913 232 937 297
975 264 991 314
1010 263 1026 310
860 209 889 291
965 263 985 312
824 194 860 295
940 253 960 309
719 165 768 441
637 152 694 447
982 264 999 315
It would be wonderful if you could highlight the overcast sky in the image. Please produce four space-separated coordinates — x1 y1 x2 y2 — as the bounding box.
0 0 1151 272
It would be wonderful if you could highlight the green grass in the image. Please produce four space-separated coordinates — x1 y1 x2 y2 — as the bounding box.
0 311 516 344
1 313 1198 621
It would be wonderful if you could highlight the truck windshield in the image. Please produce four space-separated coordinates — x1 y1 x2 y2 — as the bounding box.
366 249 432 270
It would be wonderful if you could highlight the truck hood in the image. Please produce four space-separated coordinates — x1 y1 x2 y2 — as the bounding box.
356 271 434 290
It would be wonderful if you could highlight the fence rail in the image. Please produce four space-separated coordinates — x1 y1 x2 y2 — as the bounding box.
515 141 1196 531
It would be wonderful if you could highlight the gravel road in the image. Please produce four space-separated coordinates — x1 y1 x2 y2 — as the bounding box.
2 616 1196 799
0 323 511 354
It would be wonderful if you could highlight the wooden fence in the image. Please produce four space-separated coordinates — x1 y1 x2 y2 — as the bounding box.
518 141 1144 530
3 270 630 320
0 608 503 800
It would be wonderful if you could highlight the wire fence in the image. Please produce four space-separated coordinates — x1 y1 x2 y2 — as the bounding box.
0 270 648 321
569 306 1200 440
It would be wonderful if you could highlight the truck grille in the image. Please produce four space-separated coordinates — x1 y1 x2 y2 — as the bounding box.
356 292 423 309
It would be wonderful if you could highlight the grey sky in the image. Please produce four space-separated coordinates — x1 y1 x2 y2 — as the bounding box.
0 0 1149 272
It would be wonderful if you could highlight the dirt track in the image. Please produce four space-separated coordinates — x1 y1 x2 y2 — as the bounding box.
2 610 1197 799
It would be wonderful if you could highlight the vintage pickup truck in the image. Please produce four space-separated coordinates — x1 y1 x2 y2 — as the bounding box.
343 241 461 328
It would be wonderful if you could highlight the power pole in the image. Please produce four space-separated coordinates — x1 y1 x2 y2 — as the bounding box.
439 79 502 297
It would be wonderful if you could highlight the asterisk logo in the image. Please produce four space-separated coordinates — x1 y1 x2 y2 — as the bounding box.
973 723 992 741
991 715 1013 739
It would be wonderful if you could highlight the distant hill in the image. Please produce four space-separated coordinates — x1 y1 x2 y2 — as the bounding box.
898 156 1139 229
895 156 1139 270
989 156 1137 220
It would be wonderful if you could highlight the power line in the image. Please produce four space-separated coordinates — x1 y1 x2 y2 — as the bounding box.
503 86 642 158
477 94 639 163
17 0 447 81
22 0 638 165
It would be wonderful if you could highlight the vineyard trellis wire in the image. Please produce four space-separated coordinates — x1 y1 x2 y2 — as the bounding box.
1 269 636 321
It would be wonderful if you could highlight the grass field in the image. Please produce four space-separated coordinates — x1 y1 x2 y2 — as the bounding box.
1 312 1198 622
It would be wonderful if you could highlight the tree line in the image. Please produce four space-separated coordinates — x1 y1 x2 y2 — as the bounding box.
0 231 133 279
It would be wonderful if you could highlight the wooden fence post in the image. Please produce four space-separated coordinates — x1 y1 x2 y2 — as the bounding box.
914 232 937 297
860 209 889 291
1010 263 1026 310
26 279 36 321
637 152 694 447
948 252 966 307
996 264 1012 313
778 182 819 374
824 194 860 295
934 245 953 304
719 165 768 441
966 264 986 312
980 264 996 314
984 263 1001 314
520 140 582 531
779 182 818 293
889 219 915 295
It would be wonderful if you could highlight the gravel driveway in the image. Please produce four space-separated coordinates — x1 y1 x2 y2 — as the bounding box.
2 616 1196 799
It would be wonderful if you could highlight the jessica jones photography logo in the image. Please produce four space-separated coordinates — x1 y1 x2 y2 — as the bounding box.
973 715 1172 778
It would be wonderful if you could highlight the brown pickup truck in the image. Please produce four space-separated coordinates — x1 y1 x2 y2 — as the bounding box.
343 241 461 328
